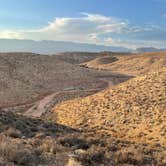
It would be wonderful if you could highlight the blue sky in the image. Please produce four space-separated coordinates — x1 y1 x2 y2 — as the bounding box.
0 0 166 48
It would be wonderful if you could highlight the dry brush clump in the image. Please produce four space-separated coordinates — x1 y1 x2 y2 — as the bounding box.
0 111 82 165
0 110 165 165
0 135 37 166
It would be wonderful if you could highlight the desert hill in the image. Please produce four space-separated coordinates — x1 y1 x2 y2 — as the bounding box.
52 67 166 146
0 52 133 110
54 52 100 64
0 52 109 107
81 55 119 67
0 51 165 165
0 110 81 165
54 51 130 64
82 52 166 76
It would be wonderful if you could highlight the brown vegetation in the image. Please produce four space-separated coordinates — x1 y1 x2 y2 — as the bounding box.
82 51 166 75
51 67 166 165
0 51 166 165
0 52 105 107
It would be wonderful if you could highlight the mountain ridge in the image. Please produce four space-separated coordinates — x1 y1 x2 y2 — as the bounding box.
0 39 130 54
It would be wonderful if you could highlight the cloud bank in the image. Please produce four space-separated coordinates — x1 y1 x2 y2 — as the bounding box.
0 13 165 49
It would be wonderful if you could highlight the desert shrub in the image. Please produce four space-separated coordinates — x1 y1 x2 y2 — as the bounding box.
59 137 89 149
76 145 107 165
38 137 57 154
5 127 22 138
0 135 36 166
113 147 153 165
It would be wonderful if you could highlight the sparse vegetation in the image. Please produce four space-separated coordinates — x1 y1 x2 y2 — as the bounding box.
0 51 165 165
82 52 166 76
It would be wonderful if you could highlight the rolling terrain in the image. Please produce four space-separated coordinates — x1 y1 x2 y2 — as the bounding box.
50 67 166 165
0 52 131 108
82 52 166 76
55 51 130 64
0 51 165 165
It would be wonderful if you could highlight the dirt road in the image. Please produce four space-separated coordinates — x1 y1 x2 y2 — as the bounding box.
23 88 103 117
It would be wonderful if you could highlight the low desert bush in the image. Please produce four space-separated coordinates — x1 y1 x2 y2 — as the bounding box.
113 147 154 165
76 145 107 165
5 127 22 138
59 137 89 149
38 137 57 154
0 135 36 166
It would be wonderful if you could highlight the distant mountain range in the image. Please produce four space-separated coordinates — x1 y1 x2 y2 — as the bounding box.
135 47 166 53
0 39 165 54
0 39 130 54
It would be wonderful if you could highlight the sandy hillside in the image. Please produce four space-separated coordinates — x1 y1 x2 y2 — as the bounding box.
0 52 111 107
82 52 166 75
0 52 166 165
55 51 130 64
52 67 166 147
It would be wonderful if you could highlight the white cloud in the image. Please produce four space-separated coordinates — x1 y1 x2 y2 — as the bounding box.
0 13 133 42
23 13 131 42
0 13 165 49
0 30 23 39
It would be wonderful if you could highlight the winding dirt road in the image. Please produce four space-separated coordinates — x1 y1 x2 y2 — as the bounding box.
24 88 103 117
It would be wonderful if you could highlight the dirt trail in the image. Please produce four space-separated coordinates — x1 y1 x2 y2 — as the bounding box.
24 88 104 117
23 72 132 118
24 92 58 117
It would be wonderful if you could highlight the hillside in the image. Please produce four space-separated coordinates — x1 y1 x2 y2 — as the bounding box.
52 67 166 145
82 52 166 75
0 110 81 165
0 52 133 109
1 66 166 165
54 51 130 64
0 52 107 107
0 52 165 165
54 52 100 64
50 68 166 164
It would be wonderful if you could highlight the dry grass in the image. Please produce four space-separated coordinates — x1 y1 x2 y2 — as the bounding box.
82 52 166 76
0 52 109 107
0 51 166 165
0 135 36 166
50 68 166 165
0 110 165 165
0 111 79 165
52 68 166 143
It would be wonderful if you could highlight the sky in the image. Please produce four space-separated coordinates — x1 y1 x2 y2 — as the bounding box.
0 0 166 49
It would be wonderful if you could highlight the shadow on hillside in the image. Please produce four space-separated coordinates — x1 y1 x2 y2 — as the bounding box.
0 110 79 139
0 110 165 166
